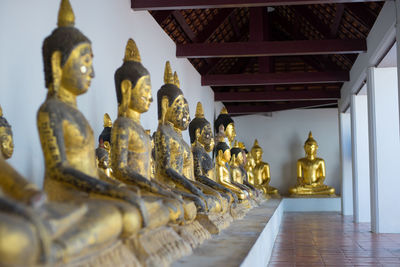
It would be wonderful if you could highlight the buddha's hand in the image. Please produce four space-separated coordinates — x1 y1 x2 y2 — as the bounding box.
117 187 149 227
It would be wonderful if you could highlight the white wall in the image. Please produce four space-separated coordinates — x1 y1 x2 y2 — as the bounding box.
350 94 371 223
0 0 214 186
367 67 400 233
234 109 341 195
339 112 353 216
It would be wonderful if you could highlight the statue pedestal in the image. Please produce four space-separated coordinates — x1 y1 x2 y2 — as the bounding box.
172 199 284 267
283 196 341 212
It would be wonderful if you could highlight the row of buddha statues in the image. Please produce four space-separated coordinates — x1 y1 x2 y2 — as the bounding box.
0 0 335 266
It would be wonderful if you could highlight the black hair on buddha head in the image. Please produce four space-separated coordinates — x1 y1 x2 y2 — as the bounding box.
231 147 242 157
157 83 183 120
114 61 149 104
99 127 111 144
214 108 234 134
214 141 230 157
189 117 209 144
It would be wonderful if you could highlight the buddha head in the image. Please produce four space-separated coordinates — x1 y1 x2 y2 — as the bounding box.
189 102 214 152
304 131 318 157
251 139 263 162
114 39 152 116
215 107 236 144
42 0 94 97
215 141 231 164
230 141 244 166
246 152 256 171
0 107 14 159
157 62 190 131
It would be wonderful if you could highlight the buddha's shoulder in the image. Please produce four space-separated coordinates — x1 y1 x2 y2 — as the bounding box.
113 117 136 130
38 97 64 112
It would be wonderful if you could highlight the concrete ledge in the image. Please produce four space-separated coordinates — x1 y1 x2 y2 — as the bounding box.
173 199 283 267
283 197 341 212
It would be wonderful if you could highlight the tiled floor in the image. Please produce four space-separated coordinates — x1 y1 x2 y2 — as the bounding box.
268 212 400 267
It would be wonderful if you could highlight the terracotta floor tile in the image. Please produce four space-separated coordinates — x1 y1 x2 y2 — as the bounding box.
268 212 400 267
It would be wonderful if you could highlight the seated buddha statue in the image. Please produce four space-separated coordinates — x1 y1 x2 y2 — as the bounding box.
0 108 136 265
289 132 335 196
250 139 279 195
214 142 248 201
38 0 173 244
214 107 236 148
96 113 113 178
189 102 236 207
230 141 258 199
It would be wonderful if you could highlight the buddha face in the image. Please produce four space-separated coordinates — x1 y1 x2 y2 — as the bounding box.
304 142 318 156
166 95 190 130
130 75 153 113
246 154 256 169
235 152 244 165
0 131 14 159
60 43 94 95
225 123 236 143
199 124 214 152
223 149 231 163
252 148 263 162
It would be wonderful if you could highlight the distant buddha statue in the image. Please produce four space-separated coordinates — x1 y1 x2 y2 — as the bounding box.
214 142 248 202
189 102 236 206
250 139 279 196
289 132 335 196
96 113 113 178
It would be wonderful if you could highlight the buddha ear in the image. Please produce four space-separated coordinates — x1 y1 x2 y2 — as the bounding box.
119 79 132 116
217 149 223 159
161 96 169 124
231 154 236 163
50 51 62 95
195 128 201 141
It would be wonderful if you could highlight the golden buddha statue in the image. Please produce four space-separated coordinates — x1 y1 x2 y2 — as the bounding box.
230 141 260 200
214 142 248 201
0 108 137 265
155 62 231 237
289 132 336 196
96 113 113 178
189 102 236 206
250 139 279 196
215 107 236 147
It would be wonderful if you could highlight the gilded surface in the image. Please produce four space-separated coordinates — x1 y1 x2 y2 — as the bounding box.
250 139 279 195
289 132 335 196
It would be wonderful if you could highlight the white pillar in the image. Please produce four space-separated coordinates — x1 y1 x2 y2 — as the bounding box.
339 112 353 216
367 67 400 233
350 94 371 223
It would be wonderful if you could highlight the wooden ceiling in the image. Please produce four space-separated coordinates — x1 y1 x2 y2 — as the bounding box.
131 0 384 115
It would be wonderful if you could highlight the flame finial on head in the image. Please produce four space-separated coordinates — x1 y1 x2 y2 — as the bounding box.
173 71 180 88
103 113 112 128
124 38 141 62
252 139 261 149
220 107 228 114
57 0 75 27
238 142 246 150
305 131 317 145
195 102 205 119
233 140 240 148
164 61 174 85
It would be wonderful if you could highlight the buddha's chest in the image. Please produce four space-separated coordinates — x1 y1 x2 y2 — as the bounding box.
63 114 94 152
127 122 151 174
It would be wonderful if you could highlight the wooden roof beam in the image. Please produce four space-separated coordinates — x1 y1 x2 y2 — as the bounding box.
225 100 338 114
215 90 340 102
202 71 349 86
132 0 385 11
177 39 366 58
